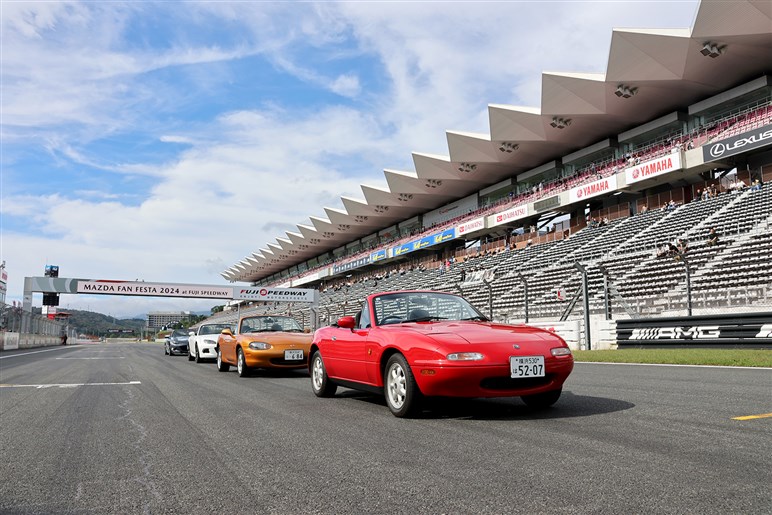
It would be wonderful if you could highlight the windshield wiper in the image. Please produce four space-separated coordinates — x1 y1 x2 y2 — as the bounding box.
460 316 488 321
408 316 447 322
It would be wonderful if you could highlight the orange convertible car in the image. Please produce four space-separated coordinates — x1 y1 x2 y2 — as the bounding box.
216 315 312 377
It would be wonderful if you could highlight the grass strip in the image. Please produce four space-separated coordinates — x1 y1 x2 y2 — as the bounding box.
573 348 772 368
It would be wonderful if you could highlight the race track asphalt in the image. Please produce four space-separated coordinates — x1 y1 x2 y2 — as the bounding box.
1 343 770 514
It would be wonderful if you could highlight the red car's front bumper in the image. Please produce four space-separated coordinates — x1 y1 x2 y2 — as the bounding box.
411 357 574 398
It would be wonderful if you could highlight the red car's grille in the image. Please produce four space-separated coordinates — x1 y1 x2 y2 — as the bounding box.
480 375 553 390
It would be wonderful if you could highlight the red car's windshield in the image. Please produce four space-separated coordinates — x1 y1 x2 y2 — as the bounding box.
372 292 487 326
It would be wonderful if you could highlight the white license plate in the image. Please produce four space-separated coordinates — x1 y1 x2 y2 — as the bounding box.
284 349 304 361
510 356 545 378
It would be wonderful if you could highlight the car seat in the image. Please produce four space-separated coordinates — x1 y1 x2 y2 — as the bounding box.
270 323 283 331
408 308 431 320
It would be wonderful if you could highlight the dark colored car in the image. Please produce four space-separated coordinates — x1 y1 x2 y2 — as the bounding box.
165 329 189 356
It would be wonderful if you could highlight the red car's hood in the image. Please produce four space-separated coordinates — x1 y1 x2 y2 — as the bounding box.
389 321 561 346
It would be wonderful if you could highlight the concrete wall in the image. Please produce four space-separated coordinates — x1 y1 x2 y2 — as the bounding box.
589 316 618 350
0 332 61 351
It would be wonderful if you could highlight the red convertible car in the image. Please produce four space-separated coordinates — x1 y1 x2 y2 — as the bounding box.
310 290 574 417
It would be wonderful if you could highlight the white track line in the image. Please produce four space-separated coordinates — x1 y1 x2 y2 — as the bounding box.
0 381 141 389
0 346 81 360
55 357 125 360
576 361 772 371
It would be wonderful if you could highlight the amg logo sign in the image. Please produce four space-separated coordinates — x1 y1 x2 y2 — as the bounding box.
756 324 772 338
630 326 720 340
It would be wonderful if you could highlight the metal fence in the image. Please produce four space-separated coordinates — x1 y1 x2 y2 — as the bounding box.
0 302 67 335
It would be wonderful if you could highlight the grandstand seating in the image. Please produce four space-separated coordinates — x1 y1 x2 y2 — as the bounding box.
215 95 772 327
227 183 770 326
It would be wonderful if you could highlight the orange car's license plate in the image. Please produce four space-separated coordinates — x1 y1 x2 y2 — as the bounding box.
285 350 304 361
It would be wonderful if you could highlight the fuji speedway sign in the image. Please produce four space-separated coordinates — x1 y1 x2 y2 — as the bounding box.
233 287 317 303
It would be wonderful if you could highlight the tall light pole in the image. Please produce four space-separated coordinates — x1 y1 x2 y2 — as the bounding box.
680 255 692 316
515 271 529 323
573 262 591 350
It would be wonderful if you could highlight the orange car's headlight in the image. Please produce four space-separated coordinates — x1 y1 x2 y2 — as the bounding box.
248 342 272 350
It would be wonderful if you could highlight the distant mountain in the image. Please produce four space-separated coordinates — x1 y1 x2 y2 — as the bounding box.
53 309 147 336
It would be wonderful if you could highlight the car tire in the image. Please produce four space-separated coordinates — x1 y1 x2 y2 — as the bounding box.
384 354 421 418
195 345 203 364
216 348 230 372
236 347 250 378
310 351 337 398
164 344 169 355
188 346 194 361
521 388 562 409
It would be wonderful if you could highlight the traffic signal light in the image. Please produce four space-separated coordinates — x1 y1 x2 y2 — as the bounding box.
43 293 60 306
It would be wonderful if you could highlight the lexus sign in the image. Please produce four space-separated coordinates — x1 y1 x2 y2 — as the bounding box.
703 124 772 161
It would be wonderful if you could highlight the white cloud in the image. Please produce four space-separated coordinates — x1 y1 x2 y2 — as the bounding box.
330 73 361 98
1 1 701 318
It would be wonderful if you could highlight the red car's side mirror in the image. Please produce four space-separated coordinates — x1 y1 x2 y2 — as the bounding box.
337 316 356 329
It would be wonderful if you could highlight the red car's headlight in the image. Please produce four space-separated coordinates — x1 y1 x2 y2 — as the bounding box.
551 347 572 357
447 352 484 361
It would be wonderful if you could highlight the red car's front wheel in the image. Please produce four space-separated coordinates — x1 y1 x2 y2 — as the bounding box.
384 354 421 418
311 351 337 398
521 388 562 409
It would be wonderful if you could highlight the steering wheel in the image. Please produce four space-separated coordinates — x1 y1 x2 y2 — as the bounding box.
379 315 403 325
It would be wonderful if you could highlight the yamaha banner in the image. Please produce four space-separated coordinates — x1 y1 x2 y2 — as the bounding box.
702 123 772 162
617 313 772 347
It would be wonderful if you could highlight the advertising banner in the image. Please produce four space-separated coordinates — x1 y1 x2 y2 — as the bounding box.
617 313 772 347
233 287 317 303
423 194 478 227
488 205 529 228
456 217 486 237
391 228 455 258
434 228 456 244
77 281 234 299
626 153 682 184
703 123 772 161
416 234 434 250
568 175 618 203
371 249 389 262
534 195 560 212
393 241 416 257
332 256 371 275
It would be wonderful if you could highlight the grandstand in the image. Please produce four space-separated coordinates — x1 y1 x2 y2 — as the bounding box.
215 0 772 348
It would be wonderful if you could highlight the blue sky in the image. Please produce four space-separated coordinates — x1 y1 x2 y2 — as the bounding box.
1 1 699 318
